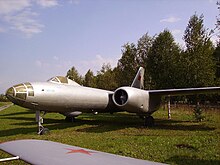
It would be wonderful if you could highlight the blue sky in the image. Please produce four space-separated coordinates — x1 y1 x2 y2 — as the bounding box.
0 0 218 93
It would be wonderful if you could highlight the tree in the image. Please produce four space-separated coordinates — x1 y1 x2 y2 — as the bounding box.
117 43 138 86
66 66 83 85
0 94 8 102
216 1 220 43
137 33 154 89
183 14 215 88
213 45 220 78
96 63 118 90
84 69 97 87
147 29 181 89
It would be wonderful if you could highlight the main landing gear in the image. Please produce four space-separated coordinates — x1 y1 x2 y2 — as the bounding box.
35 110 49 135
144 116 155 127
65 116 75 122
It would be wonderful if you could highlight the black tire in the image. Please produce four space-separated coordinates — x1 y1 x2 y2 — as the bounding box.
144 116 155 127
65 116 75 122
40 128 50 135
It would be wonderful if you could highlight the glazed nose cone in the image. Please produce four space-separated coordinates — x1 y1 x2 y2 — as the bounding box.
6 87 15 98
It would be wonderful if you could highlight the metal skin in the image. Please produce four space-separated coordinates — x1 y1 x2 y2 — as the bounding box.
5 67 220 134
113 87 162 114
0 139 167 165
5 67 149 116
20 82 115 113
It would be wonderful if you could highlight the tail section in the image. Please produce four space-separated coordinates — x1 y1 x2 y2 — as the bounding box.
131 67 145 89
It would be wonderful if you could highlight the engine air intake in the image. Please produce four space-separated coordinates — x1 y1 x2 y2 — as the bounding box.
113 89 128 106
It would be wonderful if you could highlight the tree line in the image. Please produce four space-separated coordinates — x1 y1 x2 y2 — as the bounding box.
66 13 220 103
67 14 219 85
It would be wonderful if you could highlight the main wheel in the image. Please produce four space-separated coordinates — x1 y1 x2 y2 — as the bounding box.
144 116 155 127
40 128 50 135
65 116 75 122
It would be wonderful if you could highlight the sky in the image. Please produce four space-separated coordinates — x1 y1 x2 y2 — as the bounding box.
0 0 219 93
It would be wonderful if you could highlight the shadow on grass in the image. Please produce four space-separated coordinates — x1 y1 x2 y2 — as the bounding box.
166 155 220 165
153 119 216 131
0 111 34 116
0 111 216 136
0 127 37 137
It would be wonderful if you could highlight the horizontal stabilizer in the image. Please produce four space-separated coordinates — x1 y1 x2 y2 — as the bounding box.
0 139 166 165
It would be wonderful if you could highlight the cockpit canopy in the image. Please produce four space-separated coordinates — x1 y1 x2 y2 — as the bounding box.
47 76 80 86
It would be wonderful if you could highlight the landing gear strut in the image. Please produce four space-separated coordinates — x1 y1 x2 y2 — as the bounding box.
144 116 155 127
35 110 49 135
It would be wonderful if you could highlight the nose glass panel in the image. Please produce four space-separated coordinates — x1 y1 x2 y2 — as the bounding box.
24 82 34 96
14 84 27 93
6 87 15 97
15 93 27 100
6 83 34 101
14 84 27 100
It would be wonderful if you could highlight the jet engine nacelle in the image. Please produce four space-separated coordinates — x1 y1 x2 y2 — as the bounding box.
112 87 150 113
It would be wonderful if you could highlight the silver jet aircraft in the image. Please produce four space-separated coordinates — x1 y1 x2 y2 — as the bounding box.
5 67 220 134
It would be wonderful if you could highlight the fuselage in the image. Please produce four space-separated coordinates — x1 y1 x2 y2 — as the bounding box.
6 75 163 116
7 82 119 113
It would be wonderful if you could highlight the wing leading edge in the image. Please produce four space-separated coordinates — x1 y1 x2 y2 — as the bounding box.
149 87 220 96
0 139 166 165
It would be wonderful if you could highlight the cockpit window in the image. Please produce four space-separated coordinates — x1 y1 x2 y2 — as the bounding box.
13 84 27 100
51 77 59 82
57 76 68 84
47 76 81 86
48 76 68 84
14 84 26 93
24 82 34 96
16 93 26 100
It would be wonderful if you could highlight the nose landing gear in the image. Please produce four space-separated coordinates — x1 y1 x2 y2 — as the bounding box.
35 110 49 135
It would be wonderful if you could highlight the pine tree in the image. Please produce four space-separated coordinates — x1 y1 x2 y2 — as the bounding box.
183 14 215 87
137 33 154 89
147 30 181 89
66 66 83 85
84 69 96 87
96 63 118 90
117 43 138 86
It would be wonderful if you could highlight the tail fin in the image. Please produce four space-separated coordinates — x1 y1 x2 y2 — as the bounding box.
131 67 145 89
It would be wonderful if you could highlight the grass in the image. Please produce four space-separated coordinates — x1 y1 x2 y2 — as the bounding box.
0 104 219 165
0 102 11 107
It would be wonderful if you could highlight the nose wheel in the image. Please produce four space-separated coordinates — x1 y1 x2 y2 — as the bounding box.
35 111 49 135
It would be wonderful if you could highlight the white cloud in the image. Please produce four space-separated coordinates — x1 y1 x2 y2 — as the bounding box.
0 27 6 33
171 29 185 47
34 54 118 76
0 0 58 37
35 59 51 68
160 16 181 23
172 29 182 35
35 0 58 8
69 0 80 5
35 60 42 67
53 56 59 61
35 57 72 70
80 54 118 74
0 0 31 15
4 9 44 37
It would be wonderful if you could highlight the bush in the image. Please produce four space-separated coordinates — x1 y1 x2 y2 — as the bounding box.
193 106 204 122
0 94 8 102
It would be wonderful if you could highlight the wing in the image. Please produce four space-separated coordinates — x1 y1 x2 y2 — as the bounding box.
0 139 166 165
149 87 220 96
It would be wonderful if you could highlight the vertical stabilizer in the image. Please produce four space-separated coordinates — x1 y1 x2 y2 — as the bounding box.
131 67 145 89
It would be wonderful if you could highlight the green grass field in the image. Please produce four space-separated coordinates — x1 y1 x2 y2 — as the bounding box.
0 104 219 165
